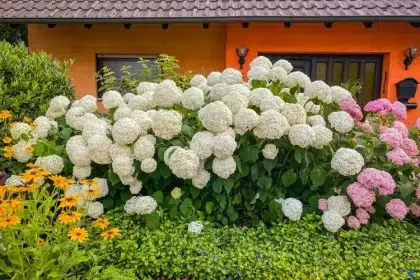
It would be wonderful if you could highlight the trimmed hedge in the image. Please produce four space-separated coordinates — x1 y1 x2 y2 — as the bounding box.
91 210 420 280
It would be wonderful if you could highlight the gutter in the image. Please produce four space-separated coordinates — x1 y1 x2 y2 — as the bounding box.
1 16 420 24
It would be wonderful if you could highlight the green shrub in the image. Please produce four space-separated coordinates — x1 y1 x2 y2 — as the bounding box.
0 41 74 121
91 210 420 280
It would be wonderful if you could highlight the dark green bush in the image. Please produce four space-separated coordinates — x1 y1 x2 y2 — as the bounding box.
0 41 74 120
91 210 420 280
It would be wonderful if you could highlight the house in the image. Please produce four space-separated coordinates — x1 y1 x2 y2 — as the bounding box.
1 0 420 123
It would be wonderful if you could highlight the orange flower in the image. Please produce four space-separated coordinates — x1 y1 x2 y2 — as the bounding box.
50 175 73 190
4 200 22 212
26 163 40 169
0 110 11 120
94 218 110 230
21 169 49 183
0 187 5 199
2 146 13 154
58 211 82 224
0 215 20 228
2 137 12 144
58 195 81 208
85 187 100 198
68 227 88 242
102 228 120 240
23 116 32 123
37 238 45 246
24 146 33 153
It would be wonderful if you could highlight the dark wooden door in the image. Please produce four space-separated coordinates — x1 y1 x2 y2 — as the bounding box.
261 53 383 105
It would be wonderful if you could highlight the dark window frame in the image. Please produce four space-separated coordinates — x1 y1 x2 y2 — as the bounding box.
260 53 383 103
96 54 158 97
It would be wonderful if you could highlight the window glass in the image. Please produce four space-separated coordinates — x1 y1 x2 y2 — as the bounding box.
332 62 343 85
316 62 327 82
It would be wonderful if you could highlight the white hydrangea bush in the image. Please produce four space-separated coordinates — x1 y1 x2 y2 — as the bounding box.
6 55 372 229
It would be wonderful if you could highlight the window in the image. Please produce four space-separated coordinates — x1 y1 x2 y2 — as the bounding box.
261 54 383 105
96 54 158 97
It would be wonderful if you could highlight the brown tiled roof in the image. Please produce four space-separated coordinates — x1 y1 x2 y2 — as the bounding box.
1 0 420 22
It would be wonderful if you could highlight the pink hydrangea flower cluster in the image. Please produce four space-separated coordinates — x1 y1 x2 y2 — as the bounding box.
355 208 370 224
402 138 419 156
356 122 373 134
364 98 392 115
318 199 328 212
385 199 409 220
347 182 376 208
386 148 412 166
356 168 396 196
410 203 420 217
340 97 363 121
393 121 409 137
347 216 361 229
379 127 403 148
391 101 407 121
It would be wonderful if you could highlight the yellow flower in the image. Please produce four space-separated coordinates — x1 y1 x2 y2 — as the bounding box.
24 146 33 153
26 163 40 169
37 238 45 246
0 215 20 228
58 211 82 224
21 169 48 183
27 183 40 192
94 218 110 230
2 146 13 154
2 137 12 144
0 110 11 120
80 179 98 187
68 227 88 242
102 228 120 240
9 122 15 128
58 195 81 208
23 116 32 123
50 175 74 190
3 152 13 159
30 123 38 129
5 199 22 212
0 187 6 199
85 187 100 198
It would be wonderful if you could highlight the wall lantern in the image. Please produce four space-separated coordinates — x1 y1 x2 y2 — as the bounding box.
396 77 419 109
403 47 419 70
236 47 249 69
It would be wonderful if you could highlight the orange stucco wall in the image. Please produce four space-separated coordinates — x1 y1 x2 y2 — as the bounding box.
28 23 226 98
226 22 420 125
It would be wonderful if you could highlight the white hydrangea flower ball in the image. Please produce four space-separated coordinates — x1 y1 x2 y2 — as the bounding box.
123 92 136 103
250 56 272 70
127 95 148 111
87 134 112 164
273 59 293 73
248 88 272 107
190 74 207 87
259 95 285 112
102 90 124 109
262 144 278 160
164 146 179 166
82 120 107 142
197 82 211 93
304 81 332 103
46 96 71 119
247 66 269 82
86 202 104 219
188 221 204 233
12 140 33 163
327 196 351 217
153 79 182 108
233 108 259 135
73 165 91 179
112 118 141 145
66 136 91 166
137 82 158 95
112 156 134 177
5 175 24 186
268 66 288 82
312 125 333 149
281 103 307 125
221 92 248 114
168 148 200 179
328 111 354 134
284 71 311 88
280 198 303 221
219 68 243 85
141 158 157 173
322 211 345 233
142 91 155 107
109 143 132 160
212 156 236 179
77 95 97 113
217 127 236 140
307 115 326 127
253 110 290 140
227 84 251 98
32 116 51 138
190 131 214 160
38 155 64 174
212 134 237 159
10 122 32 140
65 107 85 131
208 83 229 101
192 168 211 189
182 87 205 111
330 86 352 103
120 175 136 186
207 71 221 86
129 180 143 194
198 101 233 133
288 124 316 148
124 196 158 215
48 120 58 134
95 178 109 198
151 110 183 140
130 110 152 135
331 148 364 176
